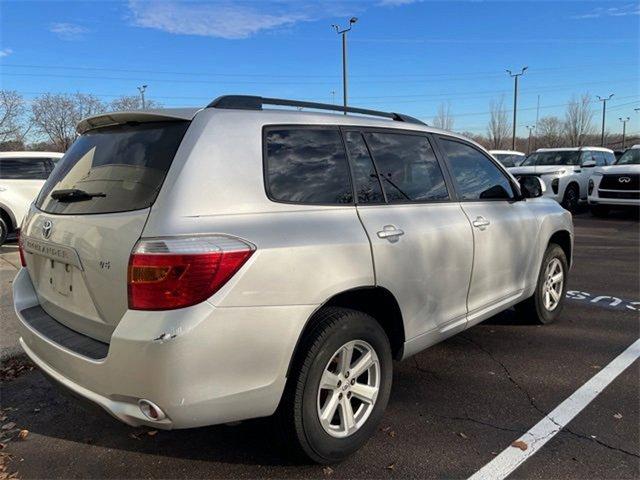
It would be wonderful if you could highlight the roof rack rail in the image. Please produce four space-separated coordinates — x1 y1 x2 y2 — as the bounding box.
207 95 426 126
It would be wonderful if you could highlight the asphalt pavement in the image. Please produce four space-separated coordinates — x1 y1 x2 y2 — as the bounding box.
1 210 638 479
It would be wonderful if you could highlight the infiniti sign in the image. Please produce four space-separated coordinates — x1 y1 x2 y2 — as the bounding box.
618 177 631 183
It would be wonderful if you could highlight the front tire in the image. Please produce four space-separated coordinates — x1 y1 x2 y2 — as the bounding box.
515 243 568 324
561 184 579 212
279 307 393 464
0 217 8 246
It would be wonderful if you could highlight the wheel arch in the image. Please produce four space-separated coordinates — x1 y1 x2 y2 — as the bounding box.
286 286 406 379
0 204 16 233
549 229 572 267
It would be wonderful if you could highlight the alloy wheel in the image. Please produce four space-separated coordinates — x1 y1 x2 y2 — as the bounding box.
316 340 380 438
542 257 564 311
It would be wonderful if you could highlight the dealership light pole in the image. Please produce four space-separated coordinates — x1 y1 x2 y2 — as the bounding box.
332 17 358 115
506 67 527 150
619 117 630 149
596 94 614 147
137 84 148 110
526 125 535 154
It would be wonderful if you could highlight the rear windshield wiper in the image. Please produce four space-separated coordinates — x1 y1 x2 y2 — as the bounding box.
50 189 106 203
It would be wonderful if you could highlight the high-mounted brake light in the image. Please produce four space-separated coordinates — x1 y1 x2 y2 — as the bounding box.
18 231 27 267
127 235 255 310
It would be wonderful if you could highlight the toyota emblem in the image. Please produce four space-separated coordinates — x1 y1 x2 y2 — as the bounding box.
42 220 53 239
619 177 631 183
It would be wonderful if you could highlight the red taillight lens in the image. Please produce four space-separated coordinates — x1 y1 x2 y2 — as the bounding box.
18 231 27 267
127 236 254 310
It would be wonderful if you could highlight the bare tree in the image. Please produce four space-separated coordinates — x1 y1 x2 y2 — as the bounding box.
110 95 162 111
0 90 30 145
31 93 105 151
564 93 594 147
536 116 565 148
486 96 510 149
432 101 454 130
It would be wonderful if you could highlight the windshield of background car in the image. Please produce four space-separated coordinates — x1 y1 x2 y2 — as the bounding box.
35 121 190 215
615 149 640 165
494 154 522 167
521 151 580 166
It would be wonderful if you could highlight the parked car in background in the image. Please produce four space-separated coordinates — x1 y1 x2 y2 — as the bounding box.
0 151 63 245
489 150 526 167
13 96 573 463
588 145 640 216
613 150 625 162
508 147 616 211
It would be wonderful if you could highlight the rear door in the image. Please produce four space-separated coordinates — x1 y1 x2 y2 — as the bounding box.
346 129 474 341
21 119 191 342
435 136 540 320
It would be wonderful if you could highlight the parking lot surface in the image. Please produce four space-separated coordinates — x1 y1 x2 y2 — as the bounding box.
1 211 638 479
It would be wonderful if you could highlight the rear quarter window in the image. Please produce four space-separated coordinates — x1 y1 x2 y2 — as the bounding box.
36 121 189 215
0 158 49 180
264 128 353 205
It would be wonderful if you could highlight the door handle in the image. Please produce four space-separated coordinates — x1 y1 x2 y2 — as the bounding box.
472 216 490 230
377 225 404 240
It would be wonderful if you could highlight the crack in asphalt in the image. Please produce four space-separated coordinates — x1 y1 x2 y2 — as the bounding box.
435 412 523 434
458 334 640 460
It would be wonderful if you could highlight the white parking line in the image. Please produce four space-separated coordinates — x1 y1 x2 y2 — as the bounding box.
468 338 640 480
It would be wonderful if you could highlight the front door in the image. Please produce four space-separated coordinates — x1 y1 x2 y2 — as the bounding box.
436 137 540 318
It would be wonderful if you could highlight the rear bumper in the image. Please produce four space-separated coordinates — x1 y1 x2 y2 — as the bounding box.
14 268 315 429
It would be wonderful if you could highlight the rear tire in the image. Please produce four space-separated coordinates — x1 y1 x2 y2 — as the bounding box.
0 217 8 247
515 243 568 324
590 205 609 217
278 307 393 464
561 184 579 212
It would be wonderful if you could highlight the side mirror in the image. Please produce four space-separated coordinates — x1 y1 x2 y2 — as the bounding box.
518 176 545 198
582 159 596 168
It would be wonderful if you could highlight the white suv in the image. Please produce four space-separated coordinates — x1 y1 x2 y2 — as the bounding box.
0 151 63 245
13 97 573 463
588 145 640 216
509 147 616 211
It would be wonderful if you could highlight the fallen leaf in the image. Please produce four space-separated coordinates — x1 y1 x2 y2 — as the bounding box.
0 444 5 450
613 413 623 420
386 462 396 470
147 430 158 436
322 466 334 476
388 430 396 438
17 431 28 441
458 432 468 439
0 424 15 432
511 440 528 451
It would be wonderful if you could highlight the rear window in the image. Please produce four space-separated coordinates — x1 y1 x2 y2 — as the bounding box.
36 121 189 215
0 158 49 180
264 128 353 204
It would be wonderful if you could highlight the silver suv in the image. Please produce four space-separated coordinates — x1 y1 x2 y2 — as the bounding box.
13 96 573 463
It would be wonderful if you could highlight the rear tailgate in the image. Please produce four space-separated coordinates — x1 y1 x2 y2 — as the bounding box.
20 111 195 342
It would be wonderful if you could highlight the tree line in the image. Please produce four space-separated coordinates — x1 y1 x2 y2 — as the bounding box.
0 89 635 153
0 90 161 152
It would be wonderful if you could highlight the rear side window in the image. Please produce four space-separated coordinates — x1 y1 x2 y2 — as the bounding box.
0 158 49 180
440 139 515 201
344 131 384 204
36 121 189 215
364 132 448 203
265 128 353 204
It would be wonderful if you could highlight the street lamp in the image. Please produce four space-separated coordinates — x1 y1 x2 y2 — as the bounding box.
332 17 358 115
506 67 528 150
619 117 630 149
525 125 535 154
137 84 148 110
596 94 614 147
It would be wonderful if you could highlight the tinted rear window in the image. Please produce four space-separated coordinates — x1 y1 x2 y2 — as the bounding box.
36 121 189 215
264 128 353 204
0 158 49 180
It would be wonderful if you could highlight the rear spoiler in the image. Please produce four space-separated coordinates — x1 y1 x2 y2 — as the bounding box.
77 108 201 134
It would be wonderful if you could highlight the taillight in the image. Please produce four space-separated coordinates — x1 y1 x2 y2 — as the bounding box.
128 236 255 310
18 231 27 267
